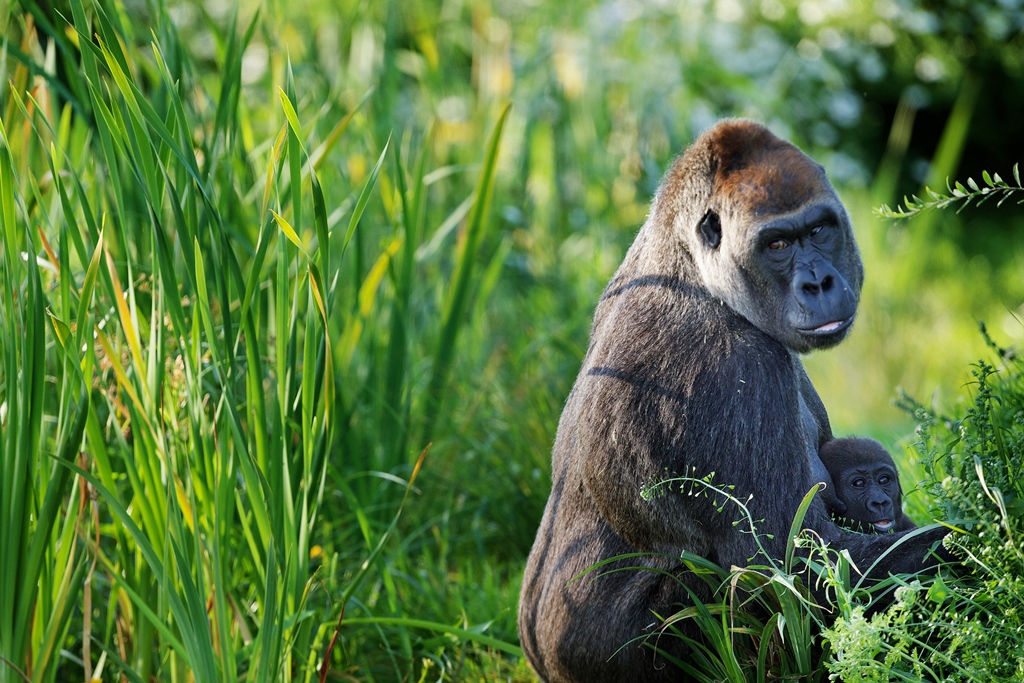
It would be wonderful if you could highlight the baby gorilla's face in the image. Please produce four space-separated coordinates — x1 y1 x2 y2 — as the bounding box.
819 437 912 535
835 463 901 533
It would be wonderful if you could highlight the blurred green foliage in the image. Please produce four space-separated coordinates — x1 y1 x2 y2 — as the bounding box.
2 0 1023 679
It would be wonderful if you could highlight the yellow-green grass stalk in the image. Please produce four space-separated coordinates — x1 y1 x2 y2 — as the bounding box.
0 115 91 683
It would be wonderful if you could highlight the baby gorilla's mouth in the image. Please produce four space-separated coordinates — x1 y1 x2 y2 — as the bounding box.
872 520 895 532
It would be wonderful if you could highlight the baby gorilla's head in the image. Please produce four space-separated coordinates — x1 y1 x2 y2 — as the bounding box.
819 437 914 534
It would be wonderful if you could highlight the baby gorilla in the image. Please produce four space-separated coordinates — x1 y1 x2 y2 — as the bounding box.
819 437 915 534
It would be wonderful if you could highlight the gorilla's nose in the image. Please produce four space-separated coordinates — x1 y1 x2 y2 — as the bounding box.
801 273 834 296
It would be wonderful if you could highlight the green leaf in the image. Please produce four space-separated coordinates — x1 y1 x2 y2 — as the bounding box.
784 485 820 571
341 135 391 259
311 171 330 281
271 210 311 259
927 574 950 604
278 87 304 148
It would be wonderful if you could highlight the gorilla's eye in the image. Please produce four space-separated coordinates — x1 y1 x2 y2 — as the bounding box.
810 225 824 236
851 478 866 488
768 239 790 251
878 475 890 485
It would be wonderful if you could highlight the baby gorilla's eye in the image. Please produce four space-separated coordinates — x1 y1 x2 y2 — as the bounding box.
768 239 790 250
878 475 890 485
852 478 866 488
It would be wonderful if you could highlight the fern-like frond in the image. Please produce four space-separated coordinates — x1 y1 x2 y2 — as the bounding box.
875 163 1024 219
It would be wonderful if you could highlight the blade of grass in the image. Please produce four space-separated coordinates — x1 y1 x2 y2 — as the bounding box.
4 198 47 666
15 390 90 646
784 485 822 571
420 103 510 448
382 129 431 464
341 135 391 260
338 447 428 608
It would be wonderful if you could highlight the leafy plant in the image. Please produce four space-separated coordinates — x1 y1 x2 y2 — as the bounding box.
826 333 1024 681
876 164 1024 219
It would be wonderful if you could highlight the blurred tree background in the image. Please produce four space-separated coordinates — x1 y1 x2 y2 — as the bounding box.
2 0 1023 680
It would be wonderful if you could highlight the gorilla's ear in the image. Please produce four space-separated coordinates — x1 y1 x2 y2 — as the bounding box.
698 210 722 250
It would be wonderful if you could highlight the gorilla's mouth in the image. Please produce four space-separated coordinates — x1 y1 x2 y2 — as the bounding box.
872 520 895 532
800 317 853 336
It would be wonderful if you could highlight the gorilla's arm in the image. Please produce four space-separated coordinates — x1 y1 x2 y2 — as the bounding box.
796 364 848 516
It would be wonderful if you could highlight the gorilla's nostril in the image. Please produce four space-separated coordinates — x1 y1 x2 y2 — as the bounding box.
821 274 834 291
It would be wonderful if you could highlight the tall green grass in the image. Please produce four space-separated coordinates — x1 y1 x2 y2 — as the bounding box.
0 1 521 680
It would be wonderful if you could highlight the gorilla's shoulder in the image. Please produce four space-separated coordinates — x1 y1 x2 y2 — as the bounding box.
592 273 788 366
579 284 794 415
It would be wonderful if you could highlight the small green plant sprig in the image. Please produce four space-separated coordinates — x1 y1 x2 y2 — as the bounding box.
876 164 1024 219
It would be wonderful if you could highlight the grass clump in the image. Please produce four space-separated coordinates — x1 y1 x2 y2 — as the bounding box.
621 479 838 682
0 1 520 680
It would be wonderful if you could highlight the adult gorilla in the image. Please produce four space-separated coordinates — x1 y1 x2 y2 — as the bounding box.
518 120 946 683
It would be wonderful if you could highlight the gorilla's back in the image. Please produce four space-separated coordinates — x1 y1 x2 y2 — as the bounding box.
517 266 795 683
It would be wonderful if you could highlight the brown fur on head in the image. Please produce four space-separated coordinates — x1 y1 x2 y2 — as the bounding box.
650 119 835 233
710 120 828 217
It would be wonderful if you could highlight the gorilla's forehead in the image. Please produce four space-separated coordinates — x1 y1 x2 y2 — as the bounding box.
716 147 830 217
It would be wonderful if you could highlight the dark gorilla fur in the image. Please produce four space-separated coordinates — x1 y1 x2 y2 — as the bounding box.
517 120 947 683
819 437 916 534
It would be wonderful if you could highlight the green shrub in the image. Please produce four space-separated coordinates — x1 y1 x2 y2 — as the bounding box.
826 331 1024 681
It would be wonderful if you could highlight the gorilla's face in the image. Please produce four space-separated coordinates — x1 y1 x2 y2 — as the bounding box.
751 201 862 352
835 462 902 533
690 143 863 354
